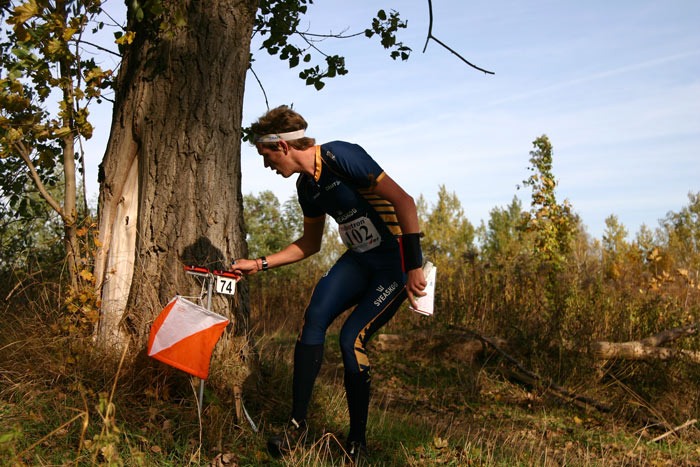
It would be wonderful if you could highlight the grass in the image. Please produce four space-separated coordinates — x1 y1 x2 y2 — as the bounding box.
2 299 700 466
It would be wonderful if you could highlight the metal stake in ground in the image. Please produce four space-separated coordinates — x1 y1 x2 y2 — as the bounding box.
183 266 217 419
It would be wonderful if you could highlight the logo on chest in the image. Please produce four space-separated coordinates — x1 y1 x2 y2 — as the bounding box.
325 180 341 191
337 208 357 223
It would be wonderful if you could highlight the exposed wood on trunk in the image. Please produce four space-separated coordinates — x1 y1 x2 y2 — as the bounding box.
96 156 138 348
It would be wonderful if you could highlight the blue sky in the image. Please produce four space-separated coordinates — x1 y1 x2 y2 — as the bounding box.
84 0 700 240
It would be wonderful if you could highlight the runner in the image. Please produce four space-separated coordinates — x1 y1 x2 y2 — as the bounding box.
232 105 427 461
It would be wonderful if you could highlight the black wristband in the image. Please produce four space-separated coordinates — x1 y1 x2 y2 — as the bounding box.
400 233 423 272
260 256 268 271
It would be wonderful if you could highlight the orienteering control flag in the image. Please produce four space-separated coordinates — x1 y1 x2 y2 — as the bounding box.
148 296 229 379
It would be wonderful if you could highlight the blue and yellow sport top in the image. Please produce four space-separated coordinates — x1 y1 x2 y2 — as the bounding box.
296 141 402 253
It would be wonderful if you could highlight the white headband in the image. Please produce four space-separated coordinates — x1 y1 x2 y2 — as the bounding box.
255 129 306 143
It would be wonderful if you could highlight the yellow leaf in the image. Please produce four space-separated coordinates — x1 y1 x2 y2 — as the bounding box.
100 443 119 462
94 238 102 247
433 436 449 449
573 416 583 425
115 31 136 46
54 127 73 138
12 0 38 24
47 38 63 55
77 226 88 237
79 269 94 281
62 27 77 41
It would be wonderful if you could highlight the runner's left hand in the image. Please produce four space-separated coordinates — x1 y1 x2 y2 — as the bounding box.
230 258 259 277
406 268 427 310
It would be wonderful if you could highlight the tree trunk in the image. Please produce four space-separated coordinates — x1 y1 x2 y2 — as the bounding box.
59 0 80 290
62 131 79 291
95 1 257 352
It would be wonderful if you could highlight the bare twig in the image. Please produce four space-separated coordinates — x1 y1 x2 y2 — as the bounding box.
296 30 363 39
298 33 330 58
249 66 269 111
73 39 121 57
422 0 494 75
605 372 672 431
13 412 88 462
650 419 697 443
253 27 363 40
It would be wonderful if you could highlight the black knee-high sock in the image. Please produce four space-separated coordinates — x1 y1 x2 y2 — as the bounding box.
291 342 324 422
344 370 371 445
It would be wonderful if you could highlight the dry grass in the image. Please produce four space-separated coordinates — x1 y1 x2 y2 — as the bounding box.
2 240 700 466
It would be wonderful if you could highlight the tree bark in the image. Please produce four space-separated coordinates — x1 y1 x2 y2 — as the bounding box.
95 1 257 352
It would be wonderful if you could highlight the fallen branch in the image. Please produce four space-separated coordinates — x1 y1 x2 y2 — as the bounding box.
592 341 700 363
449 325 613 413
641 323 698 347
592 322 700 363
650 419 697 443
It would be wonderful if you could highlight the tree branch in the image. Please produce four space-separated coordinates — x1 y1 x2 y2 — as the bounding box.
641 322 698 347
249 66 269 111
296 30 364 39
14 141 67 222
422 0 494 75
73 39 121 57
297 32 329 58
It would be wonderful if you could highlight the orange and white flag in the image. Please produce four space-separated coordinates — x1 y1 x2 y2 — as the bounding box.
148 296 229 379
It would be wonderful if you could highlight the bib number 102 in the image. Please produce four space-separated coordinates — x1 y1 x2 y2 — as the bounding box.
338 216 381 253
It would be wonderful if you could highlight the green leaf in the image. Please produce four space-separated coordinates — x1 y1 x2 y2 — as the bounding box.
377 9 387 21
174 11 187 27
8 69 22 81
148 1 164 16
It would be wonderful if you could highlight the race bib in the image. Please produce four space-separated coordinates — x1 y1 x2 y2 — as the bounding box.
338 216 381 252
